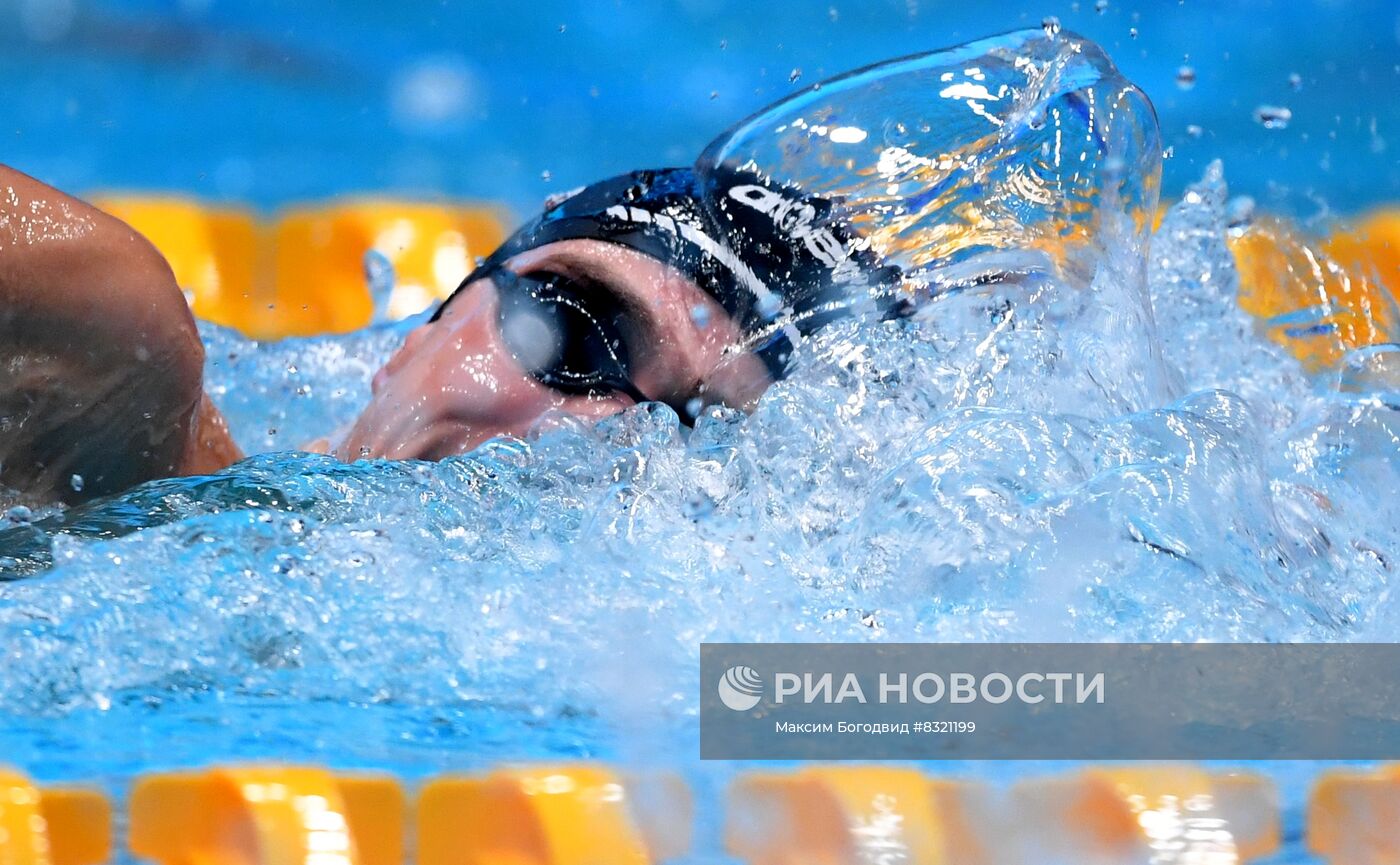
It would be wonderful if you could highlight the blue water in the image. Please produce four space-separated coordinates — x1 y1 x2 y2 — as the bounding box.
1 0 1396 216
1 8 1399 863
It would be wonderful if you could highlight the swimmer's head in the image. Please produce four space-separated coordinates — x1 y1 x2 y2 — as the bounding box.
337 165 905 461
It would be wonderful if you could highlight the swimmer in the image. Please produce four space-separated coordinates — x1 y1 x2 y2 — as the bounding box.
0 161 902 504
2 29 1143 505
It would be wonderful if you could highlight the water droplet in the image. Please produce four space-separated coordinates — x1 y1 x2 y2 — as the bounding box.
684 397 705 419
391 58 475 130
789 68 802 83
1041 16 1061 36
1253 104 1292 130
1288 72 1303 91
69 474 84 492
1226 195 1256 228
364 249 396 324
1095 0 1108 12
1176 65 1196 90
689 304 712 329
756 294 784 320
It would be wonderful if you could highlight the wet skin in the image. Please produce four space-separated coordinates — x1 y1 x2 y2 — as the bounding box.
0 164 771 502
336 239 773 461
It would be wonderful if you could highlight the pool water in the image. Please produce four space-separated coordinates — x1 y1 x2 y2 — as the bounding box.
2 165 1397 860
0 6 1397 863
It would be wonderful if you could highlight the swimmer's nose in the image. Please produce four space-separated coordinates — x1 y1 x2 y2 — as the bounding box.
374 324 435 394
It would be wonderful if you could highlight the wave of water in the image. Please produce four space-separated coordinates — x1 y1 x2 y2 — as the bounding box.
2 163 1394 724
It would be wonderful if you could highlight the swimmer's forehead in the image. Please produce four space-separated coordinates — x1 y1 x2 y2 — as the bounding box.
497 237 730 333
509 237 692 290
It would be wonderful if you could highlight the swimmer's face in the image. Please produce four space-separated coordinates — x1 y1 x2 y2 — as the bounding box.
337 239 773 461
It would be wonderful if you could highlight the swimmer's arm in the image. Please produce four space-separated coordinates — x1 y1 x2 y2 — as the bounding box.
0 163 242 501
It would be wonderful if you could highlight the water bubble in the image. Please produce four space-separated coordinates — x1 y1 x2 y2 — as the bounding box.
684 397 705 420
5 505 33 524
1186 124 1204 138
1095 0 1109 12
69 474 84 493
756 294 784 320
789 68 802 83
1041 16 1061 37
1253 105 1292 130
828 6 839 21
501 306 562 373
390 58 475 130
1288 72 1303 91
540 169 553 182
1339 345 1400 397
1225 195 1256 228
710 91 719 100
689 304 712 329
1176 66 1196 90
557 23 566 33
719 39 727 50
1128 27 1139 39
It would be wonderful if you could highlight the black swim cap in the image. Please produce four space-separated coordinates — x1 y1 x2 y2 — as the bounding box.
431 165 904 380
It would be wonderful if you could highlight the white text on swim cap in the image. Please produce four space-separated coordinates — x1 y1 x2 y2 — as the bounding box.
602 204 781 313
727 184 863 283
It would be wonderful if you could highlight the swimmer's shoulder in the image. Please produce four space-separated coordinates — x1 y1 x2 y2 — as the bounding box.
0 163 242 502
